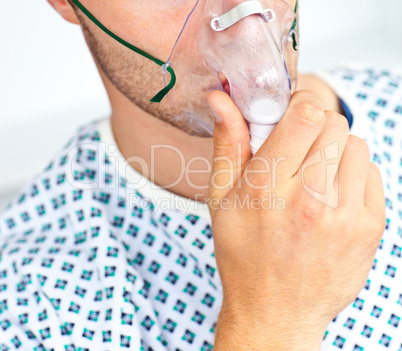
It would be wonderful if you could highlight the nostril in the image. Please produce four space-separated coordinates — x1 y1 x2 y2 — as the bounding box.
217 71 231 96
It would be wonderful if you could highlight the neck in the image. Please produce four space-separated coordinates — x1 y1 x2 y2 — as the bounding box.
101 70 341 203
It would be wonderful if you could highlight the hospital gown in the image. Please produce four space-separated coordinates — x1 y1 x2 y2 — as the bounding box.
0 67 401 350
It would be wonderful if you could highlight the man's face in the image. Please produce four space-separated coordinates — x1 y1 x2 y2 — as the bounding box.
74 0 299 136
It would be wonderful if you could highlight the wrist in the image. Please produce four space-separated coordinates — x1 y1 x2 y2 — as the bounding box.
213 301 326 351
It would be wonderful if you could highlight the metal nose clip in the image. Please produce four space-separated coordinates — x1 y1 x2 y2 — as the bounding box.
211 0 276 31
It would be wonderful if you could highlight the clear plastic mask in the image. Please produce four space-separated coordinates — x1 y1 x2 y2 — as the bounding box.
163 0 298 153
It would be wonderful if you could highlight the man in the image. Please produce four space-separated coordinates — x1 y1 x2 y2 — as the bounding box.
0 0 400 350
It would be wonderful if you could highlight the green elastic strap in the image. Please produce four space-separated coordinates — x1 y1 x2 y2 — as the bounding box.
71 0 176 103
290 0 298 51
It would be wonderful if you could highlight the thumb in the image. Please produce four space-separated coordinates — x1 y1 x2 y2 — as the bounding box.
207 91 251 219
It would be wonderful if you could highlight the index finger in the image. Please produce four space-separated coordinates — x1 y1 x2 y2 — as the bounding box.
252 90 326 180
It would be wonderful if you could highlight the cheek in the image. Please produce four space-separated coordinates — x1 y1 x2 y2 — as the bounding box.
150 10 191 57
109 0 197 60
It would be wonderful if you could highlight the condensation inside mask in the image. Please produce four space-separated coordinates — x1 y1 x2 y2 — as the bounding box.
163 0 297 153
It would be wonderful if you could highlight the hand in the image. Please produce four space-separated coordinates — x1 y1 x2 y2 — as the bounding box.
207 90 386 350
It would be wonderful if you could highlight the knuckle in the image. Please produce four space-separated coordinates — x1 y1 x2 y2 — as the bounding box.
325 110 350 133
347 135 370 156
293 102 325 126
293 197 325 226
213 137 235 156
207 186 219 201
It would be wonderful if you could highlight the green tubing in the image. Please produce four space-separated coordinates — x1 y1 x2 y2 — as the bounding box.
71 0 176 103
291 0 298 51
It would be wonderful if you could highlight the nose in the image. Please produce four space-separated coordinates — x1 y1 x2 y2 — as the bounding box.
220 0 250 13
211 0 275 45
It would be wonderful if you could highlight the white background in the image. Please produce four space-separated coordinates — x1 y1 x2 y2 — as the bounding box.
1 0 402 209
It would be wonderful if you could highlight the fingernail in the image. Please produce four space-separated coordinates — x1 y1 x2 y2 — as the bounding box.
209 103 222 124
